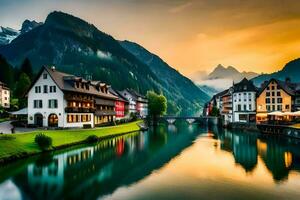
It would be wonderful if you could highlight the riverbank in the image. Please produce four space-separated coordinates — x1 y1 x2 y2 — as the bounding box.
0 121 142 164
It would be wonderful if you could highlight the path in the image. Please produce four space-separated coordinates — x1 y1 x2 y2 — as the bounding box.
0 121 13 134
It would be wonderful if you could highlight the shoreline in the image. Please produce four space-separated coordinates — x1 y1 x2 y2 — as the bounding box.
0 121 144 164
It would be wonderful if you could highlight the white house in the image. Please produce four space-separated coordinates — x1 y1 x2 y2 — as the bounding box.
27 66 117 128
119 89 148 118
232 78 257 123
0 81 10 108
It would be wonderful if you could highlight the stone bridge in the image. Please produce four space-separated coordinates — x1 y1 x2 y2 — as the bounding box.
159 116 219 125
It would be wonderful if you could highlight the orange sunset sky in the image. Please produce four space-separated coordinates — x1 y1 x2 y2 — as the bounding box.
1 0 300 77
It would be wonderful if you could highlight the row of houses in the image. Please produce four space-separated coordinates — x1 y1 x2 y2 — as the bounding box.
204 77 300 125
26 66 148 128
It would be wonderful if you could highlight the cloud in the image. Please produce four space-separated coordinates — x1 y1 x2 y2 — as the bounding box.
96 50 112 60
169 1 193 13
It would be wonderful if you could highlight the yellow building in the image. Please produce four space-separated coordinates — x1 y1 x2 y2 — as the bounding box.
256 79 294 123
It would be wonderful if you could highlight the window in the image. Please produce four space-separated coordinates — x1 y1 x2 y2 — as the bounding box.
278 98 282 103
272 105 275 111
249 104 252 110
48 99 58 108
272 92 275 96
266 92 270 97
4 97 7 100
272 86 275 90
238 105 241 111
35 86 41 93
277 92 281 96
277 85 280 89
4 91 7 94
277 105 282 111
267 105 271 111
272 98 275 103
67 114 80 123
81 114 91 122
266 98 270 104
50 86 56 93
244 105 247 111
267 86 270 90
285 105 290 109
34 100 43 108
43 73 47 79
239 114 247 121
43 85 48 93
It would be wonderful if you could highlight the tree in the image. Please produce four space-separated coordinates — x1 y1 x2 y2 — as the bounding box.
15 73 31 99
20 58 33 80
0 55 15 88
147 91 167 123
210 106 220 117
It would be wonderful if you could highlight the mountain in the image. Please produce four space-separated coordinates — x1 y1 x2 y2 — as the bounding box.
208 64 258 82
20 20 43 34
0 26 19 45
0 11 209 115
120 40 210 114
190 64 258 91
252 58 300 86
0 20 43 46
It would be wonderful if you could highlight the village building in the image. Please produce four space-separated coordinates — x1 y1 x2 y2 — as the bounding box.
119 89 148 118
256 78 296 123
108 87 129 119
220 89 233 125
0 81 10 108
26 66 118 128
232 78 257 123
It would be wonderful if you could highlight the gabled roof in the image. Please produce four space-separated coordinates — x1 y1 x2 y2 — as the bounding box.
26 66 118 99
123 88 148 103
257 78 296 96
108 87 129 103
232 78 257 93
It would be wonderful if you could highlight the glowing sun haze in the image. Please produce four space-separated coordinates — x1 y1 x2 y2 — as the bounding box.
1 0 300 77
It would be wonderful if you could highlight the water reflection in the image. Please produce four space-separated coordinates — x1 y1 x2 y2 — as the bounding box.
212 127 300 181
1 124 300 199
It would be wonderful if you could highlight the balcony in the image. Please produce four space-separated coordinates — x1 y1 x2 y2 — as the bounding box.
95 110 116 116
65 107 96 113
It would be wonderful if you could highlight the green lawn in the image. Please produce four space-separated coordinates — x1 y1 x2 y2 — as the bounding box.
0 121 141 161
0 118 9 123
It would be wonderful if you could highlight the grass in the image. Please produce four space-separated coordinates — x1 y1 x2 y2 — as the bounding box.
0 121 141 161
0 118 9 123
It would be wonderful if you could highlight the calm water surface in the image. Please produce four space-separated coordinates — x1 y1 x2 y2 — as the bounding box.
1 123 300 200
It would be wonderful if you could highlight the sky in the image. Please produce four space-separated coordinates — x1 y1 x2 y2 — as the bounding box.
1 0 300 78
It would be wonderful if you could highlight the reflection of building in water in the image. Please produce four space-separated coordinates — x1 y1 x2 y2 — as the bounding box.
232 134 258 172
26 146 95 199
257 138 300 182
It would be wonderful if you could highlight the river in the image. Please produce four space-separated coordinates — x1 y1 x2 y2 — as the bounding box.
1 123 300 200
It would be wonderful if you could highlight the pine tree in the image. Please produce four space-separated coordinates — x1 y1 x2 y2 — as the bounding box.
20 58 33 80
0 55 15 88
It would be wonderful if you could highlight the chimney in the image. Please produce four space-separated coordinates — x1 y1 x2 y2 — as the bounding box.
51 66 56 71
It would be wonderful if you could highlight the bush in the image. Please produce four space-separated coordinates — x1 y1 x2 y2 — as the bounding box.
35 133 52 150
86 135 99 143
130 112 138 122
83 124 92 129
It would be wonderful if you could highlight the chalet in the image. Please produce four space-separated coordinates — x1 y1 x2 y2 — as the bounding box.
0 81 10 108
256 78 298 123
26 66 118 128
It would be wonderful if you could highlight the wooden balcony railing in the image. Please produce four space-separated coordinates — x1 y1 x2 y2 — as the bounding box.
65 107 96 113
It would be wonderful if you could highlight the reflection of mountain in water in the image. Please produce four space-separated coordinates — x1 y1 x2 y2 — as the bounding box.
214 128 300 181
12 124 200 200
